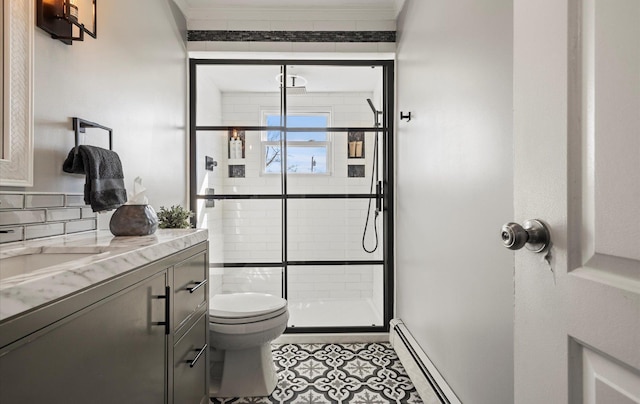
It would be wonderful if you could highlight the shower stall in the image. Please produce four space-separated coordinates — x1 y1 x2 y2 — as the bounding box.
189 60 394 332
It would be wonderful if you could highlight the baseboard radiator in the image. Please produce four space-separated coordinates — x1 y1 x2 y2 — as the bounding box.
389 319 462 404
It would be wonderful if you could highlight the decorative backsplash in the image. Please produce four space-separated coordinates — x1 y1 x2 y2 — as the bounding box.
0 192 97 244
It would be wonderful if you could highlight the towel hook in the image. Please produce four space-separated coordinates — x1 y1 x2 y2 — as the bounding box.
400 111 412 122
73 117 113 154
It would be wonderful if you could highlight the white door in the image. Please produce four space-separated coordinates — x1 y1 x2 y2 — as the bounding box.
513 0 640 402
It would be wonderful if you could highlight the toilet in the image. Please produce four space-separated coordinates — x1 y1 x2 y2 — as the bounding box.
209 292 289 398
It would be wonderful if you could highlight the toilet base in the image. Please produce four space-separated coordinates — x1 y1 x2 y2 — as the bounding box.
210 343 278 398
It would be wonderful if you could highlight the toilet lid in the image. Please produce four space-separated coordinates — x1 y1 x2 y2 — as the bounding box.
210 293 287 319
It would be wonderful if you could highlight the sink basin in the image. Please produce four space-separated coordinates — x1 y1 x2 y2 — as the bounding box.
0 246 126 283
0 252 99 280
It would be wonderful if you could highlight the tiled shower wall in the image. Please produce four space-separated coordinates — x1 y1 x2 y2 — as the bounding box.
200 91 384 261
198 90 385 313
0 192 96 244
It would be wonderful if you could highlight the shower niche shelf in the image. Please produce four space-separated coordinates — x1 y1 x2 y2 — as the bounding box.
348 165 366 178
228 130 245 178
347 132 365 159
228 130 245 160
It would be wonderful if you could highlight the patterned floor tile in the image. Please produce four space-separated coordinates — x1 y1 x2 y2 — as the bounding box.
211 342 423 404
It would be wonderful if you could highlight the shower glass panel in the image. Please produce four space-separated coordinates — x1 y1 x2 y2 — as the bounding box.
285 131 382 195
287 265 384 328
210 267 283 297
284 65 384 129
200 199 282 264
195 64 282 127
191 59 393 333
287 199 383 262
195 130 282 196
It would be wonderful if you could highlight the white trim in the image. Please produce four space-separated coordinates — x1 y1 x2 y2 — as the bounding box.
0 0 33 187
389 319 462 404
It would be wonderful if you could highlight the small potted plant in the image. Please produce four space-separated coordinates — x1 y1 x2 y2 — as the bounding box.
157 205 194 229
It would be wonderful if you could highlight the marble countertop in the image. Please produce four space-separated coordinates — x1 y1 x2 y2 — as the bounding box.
0 229 208 322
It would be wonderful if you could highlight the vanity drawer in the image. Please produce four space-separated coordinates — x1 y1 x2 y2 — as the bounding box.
173 313 208 404
173 251 207 331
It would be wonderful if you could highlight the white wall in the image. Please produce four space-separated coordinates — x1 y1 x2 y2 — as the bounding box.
0 0 188 221
395 1 514 403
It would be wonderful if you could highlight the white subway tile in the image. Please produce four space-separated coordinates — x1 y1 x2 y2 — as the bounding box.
0 194 24 210
47 208 81 222
65 195 86 206
24 194 65 208
25 223 65 240
65 219 97 234
0 227 23 243
0 210 45 226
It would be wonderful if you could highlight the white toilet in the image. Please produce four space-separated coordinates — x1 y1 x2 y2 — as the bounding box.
209 292 289 398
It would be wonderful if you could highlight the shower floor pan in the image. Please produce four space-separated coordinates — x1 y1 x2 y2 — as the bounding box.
287 298 382 328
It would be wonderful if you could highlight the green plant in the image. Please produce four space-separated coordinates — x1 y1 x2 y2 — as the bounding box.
157 205 194 229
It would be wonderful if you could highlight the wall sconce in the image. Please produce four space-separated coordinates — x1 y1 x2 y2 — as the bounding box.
36 0 97 45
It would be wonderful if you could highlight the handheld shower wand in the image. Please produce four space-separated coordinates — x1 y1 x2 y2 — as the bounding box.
362 98 382 253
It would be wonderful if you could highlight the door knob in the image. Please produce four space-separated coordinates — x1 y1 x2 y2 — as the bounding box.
501 219 550 252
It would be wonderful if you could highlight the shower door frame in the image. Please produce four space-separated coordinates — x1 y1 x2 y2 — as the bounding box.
189 59 395 333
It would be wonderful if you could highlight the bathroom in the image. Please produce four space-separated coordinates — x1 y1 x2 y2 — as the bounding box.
1 0 638 403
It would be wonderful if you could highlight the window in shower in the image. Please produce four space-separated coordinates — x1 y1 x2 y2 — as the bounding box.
190 60 394 333
262 112 331 175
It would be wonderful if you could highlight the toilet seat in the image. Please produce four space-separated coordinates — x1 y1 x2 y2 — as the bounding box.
210 306 288 325
210 292 287 319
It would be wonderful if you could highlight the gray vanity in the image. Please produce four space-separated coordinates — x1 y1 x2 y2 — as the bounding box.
0 229 209 404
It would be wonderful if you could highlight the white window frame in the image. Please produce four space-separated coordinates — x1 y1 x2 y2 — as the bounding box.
260 108 333 176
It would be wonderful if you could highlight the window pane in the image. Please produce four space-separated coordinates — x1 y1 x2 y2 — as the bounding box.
265 114 328 141
265 145 328 174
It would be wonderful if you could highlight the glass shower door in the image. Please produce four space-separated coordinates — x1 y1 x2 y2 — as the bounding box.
190 60 393 333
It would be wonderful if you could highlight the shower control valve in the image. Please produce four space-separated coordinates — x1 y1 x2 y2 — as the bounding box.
501 219 550 253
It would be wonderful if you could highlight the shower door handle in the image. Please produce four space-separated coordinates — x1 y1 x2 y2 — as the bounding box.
375 181 383 213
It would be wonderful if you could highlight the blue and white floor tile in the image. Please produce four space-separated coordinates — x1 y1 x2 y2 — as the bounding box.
211 342 423 404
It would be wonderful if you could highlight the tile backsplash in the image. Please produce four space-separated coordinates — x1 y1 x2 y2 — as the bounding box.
0 192 97 244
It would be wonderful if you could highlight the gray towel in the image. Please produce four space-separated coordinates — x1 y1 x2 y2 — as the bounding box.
63 146 127 212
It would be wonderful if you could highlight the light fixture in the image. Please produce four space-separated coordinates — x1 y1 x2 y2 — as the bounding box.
276 73 308 95
36 0 97 45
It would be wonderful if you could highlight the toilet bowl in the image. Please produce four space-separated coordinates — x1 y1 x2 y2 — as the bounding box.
209 292 288 398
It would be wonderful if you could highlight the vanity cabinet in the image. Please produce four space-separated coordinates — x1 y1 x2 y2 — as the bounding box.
0 241 208 404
